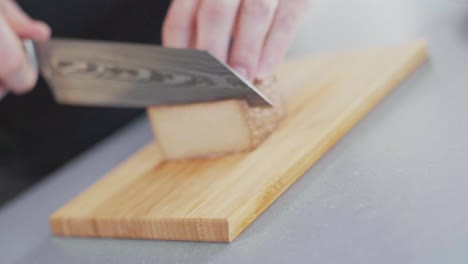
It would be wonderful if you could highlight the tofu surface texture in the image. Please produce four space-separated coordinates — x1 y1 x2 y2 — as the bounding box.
147 78 286 160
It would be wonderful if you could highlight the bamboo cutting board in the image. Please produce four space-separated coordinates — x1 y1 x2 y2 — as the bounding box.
50 41 427 242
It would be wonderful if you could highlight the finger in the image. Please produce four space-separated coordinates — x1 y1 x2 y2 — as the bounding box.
0 14 37 94
228 0 279 80
163 0 200 48
256 0 310 79
196 0 241 62
1 0 51 41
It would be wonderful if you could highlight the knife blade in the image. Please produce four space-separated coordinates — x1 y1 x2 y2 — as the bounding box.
30 38 272 108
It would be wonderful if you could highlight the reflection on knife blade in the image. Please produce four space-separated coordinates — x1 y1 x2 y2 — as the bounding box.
34 38 273 108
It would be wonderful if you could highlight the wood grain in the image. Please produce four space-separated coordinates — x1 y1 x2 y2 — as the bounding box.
50 41 427 242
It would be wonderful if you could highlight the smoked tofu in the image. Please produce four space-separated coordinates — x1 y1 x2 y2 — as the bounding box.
147 78 285 160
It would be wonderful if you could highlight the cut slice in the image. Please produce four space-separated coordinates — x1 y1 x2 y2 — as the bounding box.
147 78 286 160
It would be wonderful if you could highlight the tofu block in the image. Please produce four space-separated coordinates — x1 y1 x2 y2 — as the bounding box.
147 78 286 160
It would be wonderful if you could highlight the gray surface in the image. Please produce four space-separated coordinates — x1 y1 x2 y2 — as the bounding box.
2 0 468 263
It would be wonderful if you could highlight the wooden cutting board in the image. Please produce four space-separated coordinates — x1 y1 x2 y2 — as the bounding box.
50 41 427 242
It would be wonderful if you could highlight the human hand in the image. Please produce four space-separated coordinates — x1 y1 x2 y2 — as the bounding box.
163 0 311 81
0 0 50 98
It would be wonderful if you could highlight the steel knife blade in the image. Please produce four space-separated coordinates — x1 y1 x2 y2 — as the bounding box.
31 38 272 108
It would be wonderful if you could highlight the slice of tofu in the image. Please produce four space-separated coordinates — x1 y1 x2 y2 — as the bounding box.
147 78 286 160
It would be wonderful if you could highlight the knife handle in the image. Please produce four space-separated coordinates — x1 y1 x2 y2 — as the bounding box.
23 39 38 70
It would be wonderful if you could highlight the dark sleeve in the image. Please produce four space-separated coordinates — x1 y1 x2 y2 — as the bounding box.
0 0 171 205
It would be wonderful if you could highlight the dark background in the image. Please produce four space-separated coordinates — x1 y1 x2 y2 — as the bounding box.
0 0 171 207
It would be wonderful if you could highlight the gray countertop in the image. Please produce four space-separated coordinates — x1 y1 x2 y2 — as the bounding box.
2 0 468 263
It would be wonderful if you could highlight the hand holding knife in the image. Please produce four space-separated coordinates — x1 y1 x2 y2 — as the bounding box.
0 0 50 99
0 0 311 106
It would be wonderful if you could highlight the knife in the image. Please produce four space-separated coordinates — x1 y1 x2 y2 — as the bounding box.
22 38 272 108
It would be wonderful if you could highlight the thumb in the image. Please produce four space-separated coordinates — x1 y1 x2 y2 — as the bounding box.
1 0 50 41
